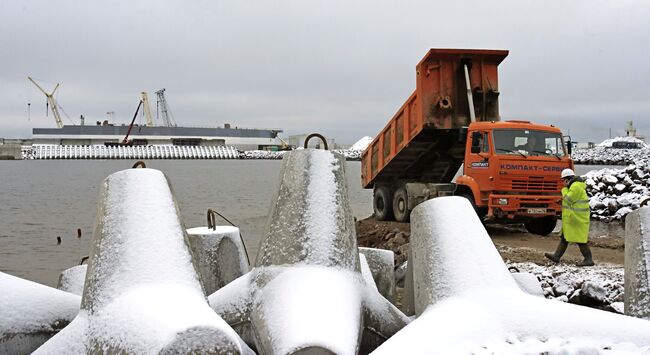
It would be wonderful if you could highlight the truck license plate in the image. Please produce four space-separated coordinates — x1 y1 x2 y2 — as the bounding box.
527 208 547 214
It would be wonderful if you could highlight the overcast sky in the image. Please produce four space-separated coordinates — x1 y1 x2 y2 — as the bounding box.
1 0 648 144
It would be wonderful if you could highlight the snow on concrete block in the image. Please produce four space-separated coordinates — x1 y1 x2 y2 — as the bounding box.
511 272 544 297
57 265 87 296
359 254 377 292
186 226 250 295
36 168 250 354
0 271 80 354
359 247 396 303
256 149 358 269
625 206 650 320
209 150 409 354
408 196 519 315
374 196 650 354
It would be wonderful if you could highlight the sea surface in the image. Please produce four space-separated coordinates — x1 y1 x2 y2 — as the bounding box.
0 160 615 286
0 159 372 286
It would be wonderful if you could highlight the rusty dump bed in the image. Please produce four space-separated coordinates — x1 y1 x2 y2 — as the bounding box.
362 49 509 188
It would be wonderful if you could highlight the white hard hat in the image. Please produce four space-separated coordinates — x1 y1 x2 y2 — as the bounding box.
561 168 575 179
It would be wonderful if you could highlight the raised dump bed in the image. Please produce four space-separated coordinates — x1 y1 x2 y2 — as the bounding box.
362 49 509 188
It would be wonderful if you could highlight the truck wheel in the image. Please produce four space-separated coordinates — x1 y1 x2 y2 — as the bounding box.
373 186 394 221
393 187 410 223
524 216 557 236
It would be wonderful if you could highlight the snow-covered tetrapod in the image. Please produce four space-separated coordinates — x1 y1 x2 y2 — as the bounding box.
625 205 650 320
34 168 252 354
209 149 409 355
358 247 396 303
57 265 88 296
375 196 650 354
0 272 80 354
186 226 250 296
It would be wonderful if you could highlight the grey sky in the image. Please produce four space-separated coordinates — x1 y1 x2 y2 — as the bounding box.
1 0 648 144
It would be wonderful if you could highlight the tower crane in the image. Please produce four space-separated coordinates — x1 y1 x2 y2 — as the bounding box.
28 77 64 128
155 88 177 127
140 92 154 127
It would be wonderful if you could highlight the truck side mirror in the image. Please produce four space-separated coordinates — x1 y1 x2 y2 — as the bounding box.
470 131 482 154
563 135 572 155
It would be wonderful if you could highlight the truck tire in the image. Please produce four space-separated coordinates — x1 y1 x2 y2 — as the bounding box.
373 186 394 221
524 216 557 236
393 187 410 223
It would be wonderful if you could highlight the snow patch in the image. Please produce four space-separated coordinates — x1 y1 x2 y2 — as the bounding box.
350 136 373 151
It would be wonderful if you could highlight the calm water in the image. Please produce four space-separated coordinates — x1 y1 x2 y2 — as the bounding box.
0 160 373 286
0 160 613 287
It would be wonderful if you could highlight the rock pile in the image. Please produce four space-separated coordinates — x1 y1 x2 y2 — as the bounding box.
393 254 627 315
510 262 625 314
584 163 650 221
240 150 287 159
356 219 411 267
572 147 650 165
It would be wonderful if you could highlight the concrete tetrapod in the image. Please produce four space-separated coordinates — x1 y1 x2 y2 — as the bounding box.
187 226 250 296
0 272 81 354
625 206 650 320
34 168 252 354
57 265 88 296
209 149 409 355
358 247 396 304
375 197 650 354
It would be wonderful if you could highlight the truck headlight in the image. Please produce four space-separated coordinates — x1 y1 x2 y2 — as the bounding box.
497 198 508 205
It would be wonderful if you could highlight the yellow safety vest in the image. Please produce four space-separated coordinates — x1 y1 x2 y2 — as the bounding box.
561 180 590 243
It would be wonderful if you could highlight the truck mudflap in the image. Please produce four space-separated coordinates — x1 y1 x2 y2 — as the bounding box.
487 194 562 220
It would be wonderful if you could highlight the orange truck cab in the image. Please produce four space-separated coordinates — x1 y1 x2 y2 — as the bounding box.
361 49 573 235
458 120 572 234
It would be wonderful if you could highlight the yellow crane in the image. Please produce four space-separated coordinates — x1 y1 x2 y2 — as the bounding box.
278 136 293 150
140 92 154 127
28 77 64 128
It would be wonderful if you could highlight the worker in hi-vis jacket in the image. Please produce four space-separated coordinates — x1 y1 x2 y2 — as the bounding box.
545 168 594 266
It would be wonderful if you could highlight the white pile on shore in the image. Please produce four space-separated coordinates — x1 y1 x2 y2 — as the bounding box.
240 148 365 160
584 162 650 221
240 136 370 160
572 147 650 165
572 136 648 165
597 136 648 148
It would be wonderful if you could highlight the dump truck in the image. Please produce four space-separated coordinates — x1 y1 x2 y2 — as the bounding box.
361 49 574 235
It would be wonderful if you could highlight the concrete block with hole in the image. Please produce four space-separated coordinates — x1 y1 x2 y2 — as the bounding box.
625 206 650 320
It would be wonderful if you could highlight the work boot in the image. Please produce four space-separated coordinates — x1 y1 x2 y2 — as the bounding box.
577 243 595 267
544 238 568 263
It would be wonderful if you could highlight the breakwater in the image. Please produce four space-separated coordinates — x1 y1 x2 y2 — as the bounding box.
20 145 365 161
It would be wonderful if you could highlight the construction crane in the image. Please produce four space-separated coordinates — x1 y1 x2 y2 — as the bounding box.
277 136 293 151
105 100 144 146
28 77 64 128
155 88 177 127
140 92 154 127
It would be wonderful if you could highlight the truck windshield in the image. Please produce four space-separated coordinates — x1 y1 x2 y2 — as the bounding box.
493 129 567 157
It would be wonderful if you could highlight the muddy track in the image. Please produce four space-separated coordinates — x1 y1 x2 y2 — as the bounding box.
355 216 624 267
